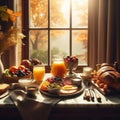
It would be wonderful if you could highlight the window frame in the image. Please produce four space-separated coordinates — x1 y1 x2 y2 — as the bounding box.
22 0 88 72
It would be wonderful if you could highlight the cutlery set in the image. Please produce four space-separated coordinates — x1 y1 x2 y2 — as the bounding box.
83 81 101 102
83 88 101 102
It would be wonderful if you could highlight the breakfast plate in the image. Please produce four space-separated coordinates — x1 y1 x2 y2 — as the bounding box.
40 77 84 98
40 85 84 98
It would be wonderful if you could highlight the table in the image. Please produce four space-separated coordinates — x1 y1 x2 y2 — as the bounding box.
0 74 120 120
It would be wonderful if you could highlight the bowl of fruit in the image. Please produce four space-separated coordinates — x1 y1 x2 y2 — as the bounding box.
2 65 32 84
64 56 78 77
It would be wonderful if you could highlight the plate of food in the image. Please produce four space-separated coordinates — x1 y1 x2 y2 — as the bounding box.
40 77 84 98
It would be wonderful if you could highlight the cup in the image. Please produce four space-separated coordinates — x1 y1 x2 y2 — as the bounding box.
33 64 45 84
18 78 33 88
83 67 93 77
26 85 39 98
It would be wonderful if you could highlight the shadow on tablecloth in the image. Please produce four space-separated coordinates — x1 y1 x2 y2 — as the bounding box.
10 90 61 120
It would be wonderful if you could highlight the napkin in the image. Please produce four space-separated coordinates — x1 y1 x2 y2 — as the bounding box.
10 90 61 120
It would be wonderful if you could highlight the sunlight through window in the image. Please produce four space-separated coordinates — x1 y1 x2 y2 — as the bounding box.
29 0 88 66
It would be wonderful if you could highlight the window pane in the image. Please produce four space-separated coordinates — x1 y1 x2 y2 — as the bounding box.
27 0 88 67
72 30 88 65
50 30 69 63
29 30 48 64
50 0 70 28
72 0 88 28
29 0 48 28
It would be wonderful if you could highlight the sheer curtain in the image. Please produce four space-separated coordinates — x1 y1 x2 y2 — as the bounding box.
88 0 120 69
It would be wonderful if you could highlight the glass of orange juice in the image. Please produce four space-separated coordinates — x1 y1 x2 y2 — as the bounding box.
51 58 67 78
33 64 45 84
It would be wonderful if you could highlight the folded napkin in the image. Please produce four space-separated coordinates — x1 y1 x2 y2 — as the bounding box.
10 90 61 120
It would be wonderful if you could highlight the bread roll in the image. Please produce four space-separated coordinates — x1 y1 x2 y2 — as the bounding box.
97 63 120 92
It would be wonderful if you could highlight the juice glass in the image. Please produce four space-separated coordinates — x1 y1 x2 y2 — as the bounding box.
33 64 45 84
51 59 67 78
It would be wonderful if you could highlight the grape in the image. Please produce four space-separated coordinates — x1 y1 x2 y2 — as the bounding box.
13 75 18 78
47 77 54 83
64 56 78 62
17 70 26 77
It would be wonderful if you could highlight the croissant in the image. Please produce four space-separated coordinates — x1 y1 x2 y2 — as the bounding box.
97 63 120 92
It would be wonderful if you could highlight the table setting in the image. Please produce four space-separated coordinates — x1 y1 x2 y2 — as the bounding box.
0 56 84 120
0 56 120 120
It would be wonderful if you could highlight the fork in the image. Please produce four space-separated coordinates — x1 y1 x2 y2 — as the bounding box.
83 80 95 101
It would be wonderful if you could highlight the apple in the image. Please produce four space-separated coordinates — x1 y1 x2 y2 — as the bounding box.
9 66 18 73
21 59 31 68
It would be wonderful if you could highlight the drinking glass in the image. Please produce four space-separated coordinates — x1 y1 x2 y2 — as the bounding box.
33 64 45 84
64 56 78 78
83 67 93 77
51 58 67 78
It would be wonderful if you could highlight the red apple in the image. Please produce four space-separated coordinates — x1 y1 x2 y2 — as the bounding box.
21 59 31 68
9 66 18 73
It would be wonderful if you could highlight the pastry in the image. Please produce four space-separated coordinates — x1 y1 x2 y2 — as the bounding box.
96 63 120 92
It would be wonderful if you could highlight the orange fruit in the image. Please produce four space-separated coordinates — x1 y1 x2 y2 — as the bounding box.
40 81 50 91
18 65 26 71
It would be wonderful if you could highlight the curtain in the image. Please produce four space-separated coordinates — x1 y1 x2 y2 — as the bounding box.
88 0 120 69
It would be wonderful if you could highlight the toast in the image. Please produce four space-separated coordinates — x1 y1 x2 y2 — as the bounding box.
0 83 10 95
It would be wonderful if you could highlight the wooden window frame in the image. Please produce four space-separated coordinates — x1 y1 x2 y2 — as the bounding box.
22 0 88 72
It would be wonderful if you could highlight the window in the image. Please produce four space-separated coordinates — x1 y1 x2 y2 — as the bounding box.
22 0 88 68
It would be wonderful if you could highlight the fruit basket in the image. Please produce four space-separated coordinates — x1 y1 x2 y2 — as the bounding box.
2 73 32 84
1 65 32 84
